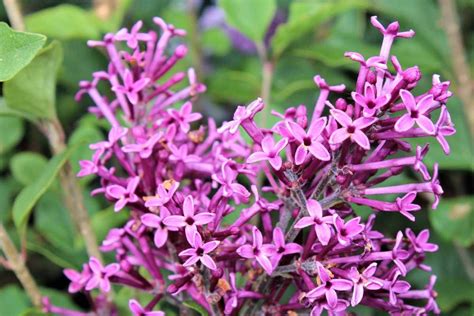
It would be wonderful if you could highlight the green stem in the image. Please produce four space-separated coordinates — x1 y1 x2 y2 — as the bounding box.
0 222 42 307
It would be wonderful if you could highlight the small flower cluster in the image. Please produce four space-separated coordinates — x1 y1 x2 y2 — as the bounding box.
45 16 455 315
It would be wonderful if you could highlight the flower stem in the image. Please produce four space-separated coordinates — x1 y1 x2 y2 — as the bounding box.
0 223 42 307
41 119 102 261
3 0 25 31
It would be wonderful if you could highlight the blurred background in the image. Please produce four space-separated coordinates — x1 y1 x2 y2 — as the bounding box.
0 0 472 315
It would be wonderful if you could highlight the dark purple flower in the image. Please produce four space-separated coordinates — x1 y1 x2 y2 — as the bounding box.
115 20 152 49
333 215 364 246
271 227 302 268
405 228 438 253
348 263 383 306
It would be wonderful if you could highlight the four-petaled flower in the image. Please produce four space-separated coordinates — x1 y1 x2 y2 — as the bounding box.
179 231 220 270
286 118 330 165
271 227 302 268
395 90 437 134
85 257 120 292
168 101 202 133
212 167 250 204
247 135 288 170
387 270 411 305
163 195 215 241
106 177 140 212
236 226 275 275
348 263 383 306
63 264 91 293
405 228 438 253
122 131 163 159
333 215 365 246
144 181 179 207
329 109 377 150
395 192 421 222
115 20 152 49
129 299 164 316
352 83 390 117
141 207 171 248
218 98 264 134
90 126 128 153
391 231 411 276
112 69 150 105
306 263 353 309
294 199 333 245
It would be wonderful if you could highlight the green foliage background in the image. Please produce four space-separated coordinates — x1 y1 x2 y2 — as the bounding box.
0 0 472 315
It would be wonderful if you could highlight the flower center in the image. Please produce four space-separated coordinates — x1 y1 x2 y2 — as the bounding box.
347 125 356 134
185 217 195 225
278 246 286 254
253 248 260 256
196 247 204 256
303 137 312 146
410 110 419 118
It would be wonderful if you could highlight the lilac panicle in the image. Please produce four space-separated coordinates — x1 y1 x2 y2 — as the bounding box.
50 16 456 316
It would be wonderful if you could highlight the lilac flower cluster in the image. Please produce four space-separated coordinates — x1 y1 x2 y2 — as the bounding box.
44 16 456 316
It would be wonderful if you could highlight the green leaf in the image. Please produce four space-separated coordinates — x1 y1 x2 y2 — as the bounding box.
12 146 73 235
202 28 232 56
183 300 209 316
3 40 63 120
25 4 100 40
272 0 369 58
0 285 30 315
10 152 48 186
220 0 276 42
0 22 46 81
35 192 76 252
0 116 24 154
429 196 474 247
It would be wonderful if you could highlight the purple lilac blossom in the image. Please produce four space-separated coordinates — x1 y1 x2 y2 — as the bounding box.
46 16 456 316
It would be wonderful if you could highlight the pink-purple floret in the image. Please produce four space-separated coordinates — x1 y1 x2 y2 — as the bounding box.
42 15 456 316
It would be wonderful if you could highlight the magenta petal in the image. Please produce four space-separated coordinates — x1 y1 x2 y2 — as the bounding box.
308 142 330 161
287 121 306 142
203 240 220 253
307 199 322 218
351 284 364 306
200 254 217 270
395 114 415 133
268 156 282 170
329 128 350 145
183 195 195 217
256 254 273 275
261 135 275 153
141 214 161 228
308 117 327 137
283 243 303 254
325 288 338 308
294 145 308 165
351 130 370 150
330 109 352 127
247 152 268 164
307 284 326 299
273 227 285 247
183 255 200 267
236 245 254 259
315 223 331 245
153 228 168 248
194 212 215 225
331 279 352 291
163 215 186 227
400 89 417 111
294 216 314 229
106 185 126 199
416 115 436 134
179 248 197 257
